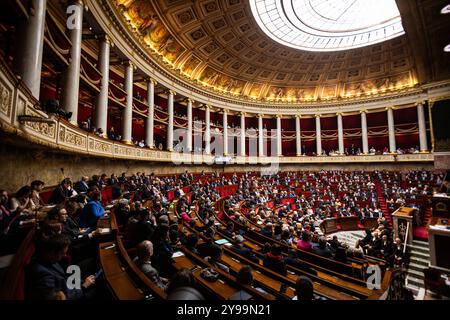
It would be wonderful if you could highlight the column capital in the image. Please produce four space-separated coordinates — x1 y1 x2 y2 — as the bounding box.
168 89 176 96
124 60 136 70
100 34 112 46
275 114 282 119
205 104 211 110
257 113 264 118
336 112 343 116
147 78 157 86
294 114 302 119
385 106 394 111
359 109 367 114
187 98 195 104
315 114 321 118
240 112 246 117
223 108 229 113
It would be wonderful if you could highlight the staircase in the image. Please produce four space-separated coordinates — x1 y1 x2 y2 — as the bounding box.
405 240 430 295
374 180 392 228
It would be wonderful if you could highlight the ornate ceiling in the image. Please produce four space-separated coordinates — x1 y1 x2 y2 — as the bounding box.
109 0 448 103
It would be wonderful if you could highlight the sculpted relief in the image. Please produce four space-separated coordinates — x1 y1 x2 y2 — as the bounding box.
116 0 184 63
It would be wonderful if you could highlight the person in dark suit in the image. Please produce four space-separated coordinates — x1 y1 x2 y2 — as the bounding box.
261 223 273 238
312 237 332 258
368 232 382 257
263 244 287 276
74 176 89 194
380 234 393 262
25 234 96 300
151 224 175 278
49 178 75 205
231 235 259 263
125 209 155 247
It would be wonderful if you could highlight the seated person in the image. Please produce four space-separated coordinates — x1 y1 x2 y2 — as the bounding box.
78 192 104 232
312 237 332 258
134 240 168 291
292 276 314 301
184 233 200 255
230 235 259 263
328 235 343 252
25 234 96 300
261 222 273 238
125 209 155 247
296 231 312 251
151 224 175 278
204 244 229 273
263 244 287 276
228 265 268 300
167 268 204 300
49 178 77 205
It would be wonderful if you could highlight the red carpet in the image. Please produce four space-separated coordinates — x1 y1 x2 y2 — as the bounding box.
374 180 392 228
413 226 428 241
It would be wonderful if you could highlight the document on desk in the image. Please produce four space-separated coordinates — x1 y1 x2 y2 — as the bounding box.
172 251 185 258
98 228 111 234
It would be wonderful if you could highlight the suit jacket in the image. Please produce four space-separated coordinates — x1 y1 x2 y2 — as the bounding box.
232 244 259 263
74 181 89 194
312 244 332 258
26 260 84 300
49 186 70 204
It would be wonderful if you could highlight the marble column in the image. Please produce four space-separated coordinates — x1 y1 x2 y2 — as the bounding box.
166 90 175 151
16 0 47 99
316 115 322 156
145 79 156 147
94 35 110 137
61 0 84 125
295 115 301 156
204 105 211 155
417 102 428 152
240 112 246 156
186 99 193 152
337 113 344 155
276 115 282 156
223 109 228 156
387 107 396 153
361 110 369 154
122 61 134 144
258 114 264 157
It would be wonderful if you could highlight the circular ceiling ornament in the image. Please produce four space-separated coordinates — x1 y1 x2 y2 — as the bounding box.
250 0 405 52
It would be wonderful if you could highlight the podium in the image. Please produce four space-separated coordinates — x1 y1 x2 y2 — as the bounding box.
363 217 379 230
432 194 450 218
321 218 338 235
392 207 416 246
339 216 359 231
428 193 450 272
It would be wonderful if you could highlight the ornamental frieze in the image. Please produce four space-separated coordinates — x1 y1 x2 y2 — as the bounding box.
24 105 56 140
0 77 12 118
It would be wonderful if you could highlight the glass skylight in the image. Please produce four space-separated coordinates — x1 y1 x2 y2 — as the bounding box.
250 0 405 52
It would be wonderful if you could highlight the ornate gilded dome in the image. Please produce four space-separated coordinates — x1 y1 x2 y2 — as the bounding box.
110 0 419 103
